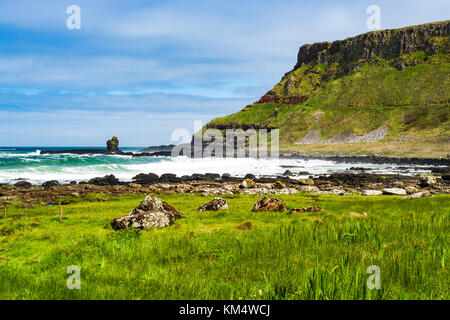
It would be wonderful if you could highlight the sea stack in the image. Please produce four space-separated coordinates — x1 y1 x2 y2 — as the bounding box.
107 136 119 152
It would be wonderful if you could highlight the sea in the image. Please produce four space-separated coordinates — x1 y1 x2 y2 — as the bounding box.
0 147 438 185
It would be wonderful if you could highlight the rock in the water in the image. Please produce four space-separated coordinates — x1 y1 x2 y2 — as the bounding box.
252 197 287 212
111 195 185 230
221 173 232 180
133 173 159 184
204 173 221 180
106 136 119 152
14 181 32 189
244 173 256 180
289 207 322 214
89 175 120 186
240 179 256 189
419 174 437 187
362 190 383 196
42 180 60 188
283 170 293 176
382 188 407 195
159 173 181 182
197 197 229 211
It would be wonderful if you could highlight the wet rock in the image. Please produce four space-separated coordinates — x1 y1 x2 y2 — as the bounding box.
89 175 120 186
14 181 32 189
419 174 437 187
289 207 322 214
42 180 60 188
197 197 229 211
252 197 287 212
221 173 232 180
204 173 221 180
111 195 185 230
133 173 159 184
159 173 181 182
362 190 383 196
244 174 256 180
283 170 293 176
383 188 407 195
190 173 206 181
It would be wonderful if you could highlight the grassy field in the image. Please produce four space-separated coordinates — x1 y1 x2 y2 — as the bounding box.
0 193 448 300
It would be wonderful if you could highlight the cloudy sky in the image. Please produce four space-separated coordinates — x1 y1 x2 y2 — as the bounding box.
0 0 448 146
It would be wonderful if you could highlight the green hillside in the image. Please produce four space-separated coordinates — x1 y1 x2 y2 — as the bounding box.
206 21 450 157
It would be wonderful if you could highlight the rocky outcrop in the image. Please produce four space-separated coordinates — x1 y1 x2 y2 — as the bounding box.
107 137 119 152
197 197 229 211
111 195 185 230
294 21 449 69
252 197 287 212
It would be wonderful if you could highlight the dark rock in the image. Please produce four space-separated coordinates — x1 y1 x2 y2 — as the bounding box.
204 173 221 180
283 170 293 176
159 173 180 182
88 175 120 186
133 173 159 184
106 136 119 152
42 180 60 188
221 173 232 180
244 173 256 180
14 181 32 189
252 197 287 212
442 174 450 181
190 173 206 181
289 207 323 214
70 181 77 185
197 197 229 211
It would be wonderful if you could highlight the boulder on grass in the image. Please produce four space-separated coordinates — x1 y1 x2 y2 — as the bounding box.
252 197 287 212
111 195 185 230
197 197 229 211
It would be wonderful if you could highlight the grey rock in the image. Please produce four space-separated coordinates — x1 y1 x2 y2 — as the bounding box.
362 190 383 196
383 188 407 195
197 197 229 211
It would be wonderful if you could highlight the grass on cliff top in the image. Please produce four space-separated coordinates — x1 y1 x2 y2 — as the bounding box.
0 193 449 300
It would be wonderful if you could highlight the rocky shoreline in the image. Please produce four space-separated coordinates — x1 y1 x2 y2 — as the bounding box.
1 171 449 207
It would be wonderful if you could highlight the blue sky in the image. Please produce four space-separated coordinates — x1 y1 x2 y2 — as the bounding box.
0 0 448 146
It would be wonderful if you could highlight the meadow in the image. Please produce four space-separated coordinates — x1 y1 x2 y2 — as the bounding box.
0 192 448 300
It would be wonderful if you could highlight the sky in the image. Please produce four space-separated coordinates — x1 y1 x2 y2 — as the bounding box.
0 0 448 146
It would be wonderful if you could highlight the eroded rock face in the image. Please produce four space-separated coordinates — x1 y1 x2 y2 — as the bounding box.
106 136 119 152
111 195 185 230
197 197 229 211
252 197 287 212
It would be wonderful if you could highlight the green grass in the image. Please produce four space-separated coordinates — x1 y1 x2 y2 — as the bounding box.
0 193 448 300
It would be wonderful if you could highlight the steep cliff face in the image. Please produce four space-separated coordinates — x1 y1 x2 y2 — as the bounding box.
206 21 449 153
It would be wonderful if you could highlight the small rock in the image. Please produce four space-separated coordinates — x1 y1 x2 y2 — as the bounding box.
289 207 322 214
42 180 59 188
89 175 120 186
405 186 418 194
244 174 256 180
240 179 256 189
14 181 32 189
283 170 293 176
362 190 383 196
382 188 407 195
273 181 286 189
252 197 287 212
197 197 229 211
298 178 314 186
419 174 437 187
132 173 159 184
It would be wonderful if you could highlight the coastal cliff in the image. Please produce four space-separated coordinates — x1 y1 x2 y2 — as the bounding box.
206 21 450 157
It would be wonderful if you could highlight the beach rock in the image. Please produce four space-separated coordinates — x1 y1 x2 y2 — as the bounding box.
240 179 256 189
42 180 60 188
298 185 321 193
298 178 314 186
89 175 120 186
362 190 383 196
106 136 119 152
403 191 432 199
273 181 286 189
133 173 159 184
419 174 437 187
197 197 229 211
204 173 221 180
190 173 206 181
244 174 256 180
221 173 232 180
283 170 293 176
289 207 323 214
111 195 185 230
14 181 32 189
159 173 181 182
252 197 287 212
383 188 407 195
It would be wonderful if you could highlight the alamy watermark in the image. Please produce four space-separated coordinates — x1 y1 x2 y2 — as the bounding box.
170 121 279 159
366 265 381 290
66 265 81 290
66 5 81 30
366 5 381 30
